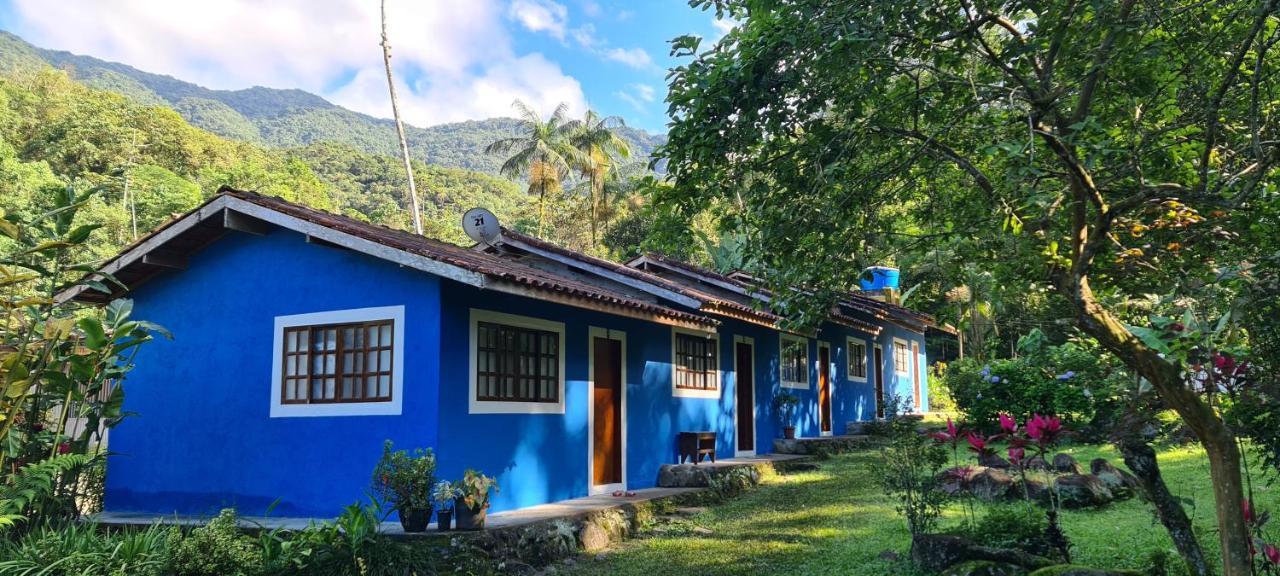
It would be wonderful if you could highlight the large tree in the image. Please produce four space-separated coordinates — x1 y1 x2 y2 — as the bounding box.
567 110 632 244
658 1 1280 573
486 100 582 235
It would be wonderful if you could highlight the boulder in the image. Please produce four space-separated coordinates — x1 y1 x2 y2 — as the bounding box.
1089 459 1140 496
656 464 712 488
943 560 1029 576
1024 455 1050 471
969 468 1016 501
1015 477 1053 505
1028 565 1143 576
940 466 976 496
912 534 1055 572
1052 453 1083 475
1054 474 1113 508
980 452 1013 469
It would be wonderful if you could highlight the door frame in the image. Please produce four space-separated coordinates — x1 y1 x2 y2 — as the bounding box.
911 341 923 413
587 326 627 495
733 335 757 457
817 341 834 437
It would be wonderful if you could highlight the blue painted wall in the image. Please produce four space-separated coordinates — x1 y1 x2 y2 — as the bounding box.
106 230 442 518
106 227 929 518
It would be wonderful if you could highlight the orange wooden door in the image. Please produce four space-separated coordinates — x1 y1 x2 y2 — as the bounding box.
735 342 754 451
912 342 922 412
874 347 885 418
818 346 831 433
592 337 622 486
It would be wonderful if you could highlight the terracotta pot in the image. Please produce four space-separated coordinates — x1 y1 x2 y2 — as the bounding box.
454 498 488 530
436 509 452 531
398 507 433 533
783 426 796 440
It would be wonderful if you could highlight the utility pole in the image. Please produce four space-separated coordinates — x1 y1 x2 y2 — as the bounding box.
380 0 424 235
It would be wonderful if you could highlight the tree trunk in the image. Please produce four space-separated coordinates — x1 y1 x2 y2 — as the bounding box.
1060 274 1251 575
1119 439 1210 576
380 0 424 235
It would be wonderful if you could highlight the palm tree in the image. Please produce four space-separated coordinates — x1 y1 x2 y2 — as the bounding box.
566 110 631 244
485 100 581 236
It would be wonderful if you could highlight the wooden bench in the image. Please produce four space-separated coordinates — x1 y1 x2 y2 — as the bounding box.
677 431 716 464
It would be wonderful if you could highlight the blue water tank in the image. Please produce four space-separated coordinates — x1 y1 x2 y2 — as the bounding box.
860 266 900 291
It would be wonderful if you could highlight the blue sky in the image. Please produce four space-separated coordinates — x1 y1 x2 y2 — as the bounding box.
0 0 732 133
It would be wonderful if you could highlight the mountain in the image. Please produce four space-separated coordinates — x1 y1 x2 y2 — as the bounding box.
0 31 667 176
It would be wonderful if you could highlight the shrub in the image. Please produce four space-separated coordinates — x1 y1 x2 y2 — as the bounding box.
947 333 1130 434
927 361 958 413
878 417 950 535
0 520 169 576
966 504 1053 557
370 440 436 513
166 509 264 576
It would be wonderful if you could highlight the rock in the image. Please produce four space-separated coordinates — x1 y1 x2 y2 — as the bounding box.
656 464 712 488
1024 455 1050 471
1089 459 1140 496
940 466 975 495
980 452 1013 469
878 550 901 561
1054 474 1113 508
969 468 1016 501
911 534 1055 572
1052 453 1083 474
691 526 713 536
1015 477 1053 505
1028 565 1143 576
579 522 611 552
943 560 1030 576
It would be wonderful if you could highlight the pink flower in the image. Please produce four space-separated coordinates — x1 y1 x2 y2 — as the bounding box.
1008 447 1025 467
965 432 988 454
1214 353 1235 372
57 443 71 455
945 465 975 482
1026 414 1063 444
929 417 962 446
998 413 1018 434
1265 543 1280 565
1245 499 1256 525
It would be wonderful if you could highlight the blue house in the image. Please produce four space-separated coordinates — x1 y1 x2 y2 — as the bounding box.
62 188 936 518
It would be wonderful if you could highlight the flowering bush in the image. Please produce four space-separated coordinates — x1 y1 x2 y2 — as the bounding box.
370 441 436 513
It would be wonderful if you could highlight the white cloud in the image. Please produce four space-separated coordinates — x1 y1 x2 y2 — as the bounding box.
603 47 653 69
616 83 657 112
6 0 587 126
508 0 568 40
570 24 599 48
712 17 738 39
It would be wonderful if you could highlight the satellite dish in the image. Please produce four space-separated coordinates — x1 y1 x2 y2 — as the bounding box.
462 207 501 245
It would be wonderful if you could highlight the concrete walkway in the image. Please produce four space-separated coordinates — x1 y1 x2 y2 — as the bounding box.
90 454 805 536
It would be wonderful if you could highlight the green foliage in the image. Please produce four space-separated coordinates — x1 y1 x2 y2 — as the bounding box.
877 417 950 535
0 454 95 529
0 520 169 576
456 469 498 512
965 504 1054 558
773 391 800 428
370 440 435 512
947 335 1132 434
928 362 958 414
166 509 265 576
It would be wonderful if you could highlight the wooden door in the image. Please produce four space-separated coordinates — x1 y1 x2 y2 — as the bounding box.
592 337 622 486
912 342 922 412
735 342 754 452
874 347 885 419
818 345 831 433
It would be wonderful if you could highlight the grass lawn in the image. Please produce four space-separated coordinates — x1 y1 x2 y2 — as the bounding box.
560 442 1278 575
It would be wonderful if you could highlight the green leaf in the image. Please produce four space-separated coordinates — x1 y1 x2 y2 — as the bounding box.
77 317 108 350
1127 326 1172 355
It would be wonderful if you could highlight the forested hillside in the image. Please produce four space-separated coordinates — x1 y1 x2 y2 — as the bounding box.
0 31 666 176
0 69 537 263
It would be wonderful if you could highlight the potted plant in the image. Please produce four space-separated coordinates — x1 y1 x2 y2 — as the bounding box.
432 480 459 531
774 392 800 439
454 468 498 530
371 440 436 533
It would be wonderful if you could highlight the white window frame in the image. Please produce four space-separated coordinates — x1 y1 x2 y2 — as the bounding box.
893 337 911 375
846 337 868 383
469 308 566 414
270 305 405 418
780 334 810 389
671 326 721 399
